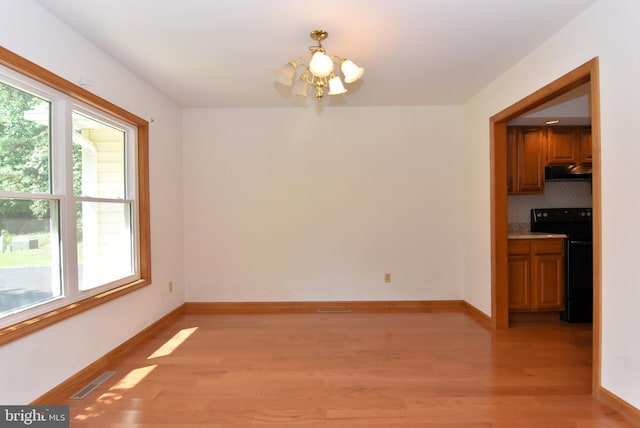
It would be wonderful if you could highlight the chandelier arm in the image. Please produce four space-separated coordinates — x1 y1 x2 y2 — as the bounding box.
300 69 313 85
330 55 345 72
309 45 326 55
288 56 308 68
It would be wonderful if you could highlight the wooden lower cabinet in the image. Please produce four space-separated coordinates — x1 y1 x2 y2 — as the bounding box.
508 251 531 310
508 238 564 312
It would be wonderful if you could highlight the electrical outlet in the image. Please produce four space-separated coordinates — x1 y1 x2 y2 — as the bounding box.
168 281 173 292
384 273 391 283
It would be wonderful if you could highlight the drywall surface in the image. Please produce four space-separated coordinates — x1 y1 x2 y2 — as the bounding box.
182 106 465 303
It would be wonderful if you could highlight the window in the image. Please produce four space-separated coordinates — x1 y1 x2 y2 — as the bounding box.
0 47 150 344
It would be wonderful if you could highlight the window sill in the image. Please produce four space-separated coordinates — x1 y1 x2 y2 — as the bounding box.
0 278 150 346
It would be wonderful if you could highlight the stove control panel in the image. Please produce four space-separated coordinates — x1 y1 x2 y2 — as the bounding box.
532 208 592 223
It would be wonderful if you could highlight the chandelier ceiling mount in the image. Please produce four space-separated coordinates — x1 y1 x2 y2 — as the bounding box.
309 29 328 43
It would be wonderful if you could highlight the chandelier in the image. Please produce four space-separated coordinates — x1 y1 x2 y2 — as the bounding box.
275 30 365 100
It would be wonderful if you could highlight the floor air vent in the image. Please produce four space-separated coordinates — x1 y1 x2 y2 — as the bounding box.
70 371 116 399
317 308 351 313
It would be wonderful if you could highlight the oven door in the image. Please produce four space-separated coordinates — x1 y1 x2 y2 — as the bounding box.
561 240 593 322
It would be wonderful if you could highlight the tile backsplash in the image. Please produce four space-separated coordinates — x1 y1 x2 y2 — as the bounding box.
508 181 592 231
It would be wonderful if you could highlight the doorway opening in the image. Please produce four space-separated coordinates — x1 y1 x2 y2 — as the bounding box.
489 57 601 391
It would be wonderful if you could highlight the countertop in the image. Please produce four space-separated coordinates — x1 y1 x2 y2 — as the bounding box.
508 232 567 239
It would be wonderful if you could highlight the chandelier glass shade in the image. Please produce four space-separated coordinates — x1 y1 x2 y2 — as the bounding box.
275 30 365 100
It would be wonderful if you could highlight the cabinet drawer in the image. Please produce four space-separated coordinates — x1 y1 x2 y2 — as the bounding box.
508 239 531 255
534 239 564 254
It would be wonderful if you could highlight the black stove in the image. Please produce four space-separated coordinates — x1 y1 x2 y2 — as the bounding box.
531 208 593 323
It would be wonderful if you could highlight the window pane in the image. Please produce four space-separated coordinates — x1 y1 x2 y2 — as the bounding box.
77 201 133 291
72 112 125 199
0 81 51 194
0 198 61 316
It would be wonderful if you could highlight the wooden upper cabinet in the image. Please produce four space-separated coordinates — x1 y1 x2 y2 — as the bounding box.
547 127 580 165
507 127 545 194
547 126 592 165
579 126 592 164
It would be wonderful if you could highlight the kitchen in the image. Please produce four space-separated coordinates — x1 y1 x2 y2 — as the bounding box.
506 82 593 323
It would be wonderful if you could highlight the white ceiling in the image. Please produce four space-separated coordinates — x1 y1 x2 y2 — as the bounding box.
34 0 598 109
509 83 591 126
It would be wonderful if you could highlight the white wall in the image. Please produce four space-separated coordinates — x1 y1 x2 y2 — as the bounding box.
462 0 640 409
183 106 465 302
0 0 184 403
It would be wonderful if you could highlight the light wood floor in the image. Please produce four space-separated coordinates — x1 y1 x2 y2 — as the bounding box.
59 311 635 426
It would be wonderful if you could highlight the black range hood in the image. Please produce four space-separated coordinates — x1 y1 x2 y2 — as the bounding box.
545 164 592 181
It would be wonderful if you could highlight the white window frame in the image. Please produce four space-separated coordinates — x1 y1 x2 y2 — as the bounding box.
69 104 139 295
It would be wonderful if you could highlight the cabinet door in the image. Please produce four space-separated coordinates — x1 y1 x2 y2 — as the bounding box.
579 126 592 164
507 128 517 193
547 127 580 165
510 127 545 194
532 253 564 311
533 239 565 310
508 254 531 311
